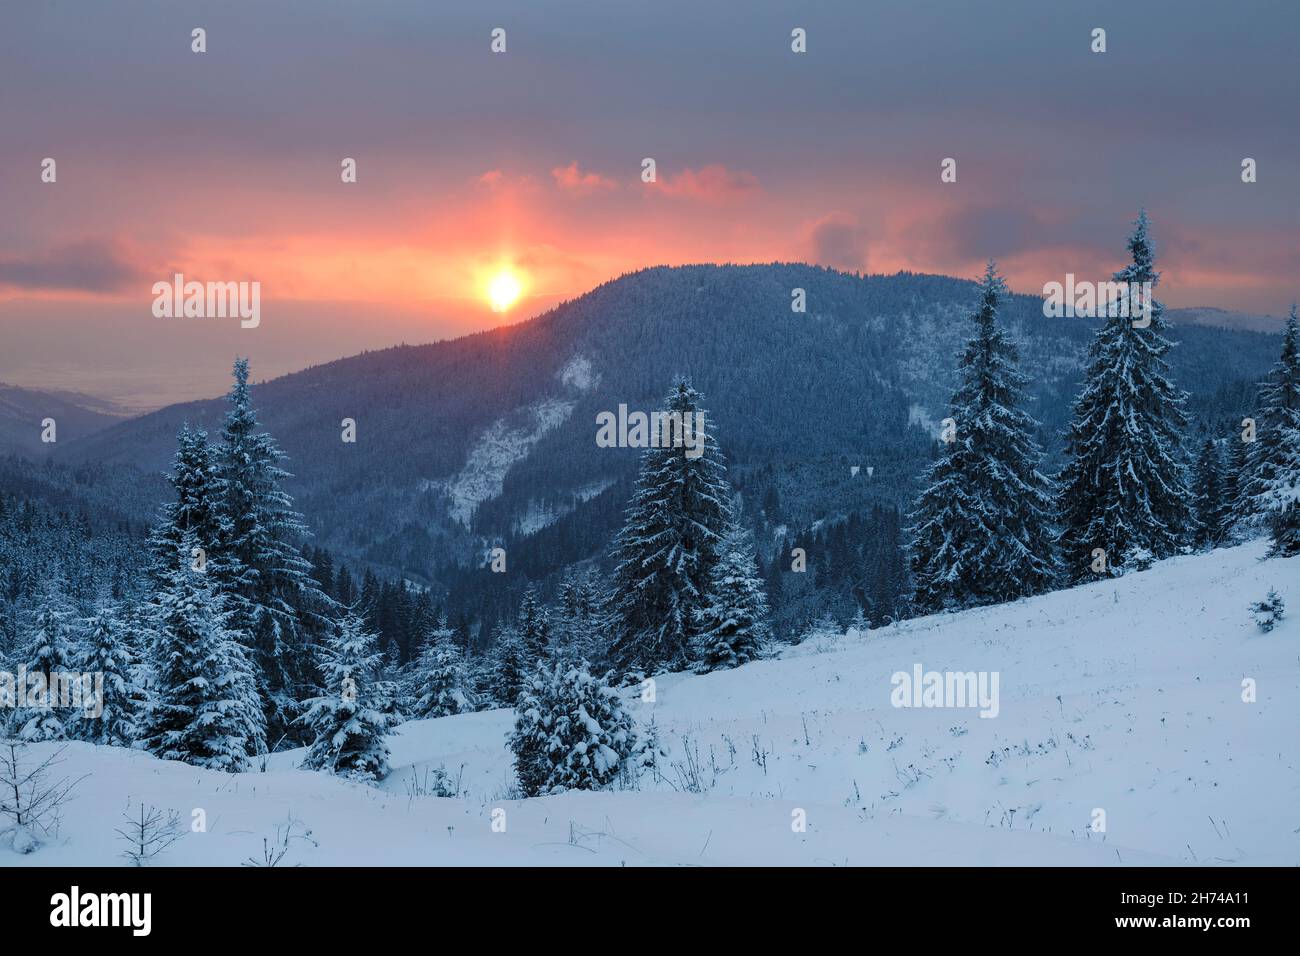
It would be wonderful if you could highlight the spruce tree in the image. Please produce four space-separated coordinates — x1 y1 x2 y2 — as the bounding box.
1242 308 1300 556
119 599 158 726
508 662 639 797
76 607 139 746
1057 212 1193 580
1192 438 1230 549
147 426 224 589
411 618 469 718
8 582 79 741
554 570 604 663
298 611 393 781
1222 428 1251 543
487 624 526 707
139 536 267 771
516 588 551 664
693 525 771 671
213 358 332 740
908 262 1057 611
606 381 732 673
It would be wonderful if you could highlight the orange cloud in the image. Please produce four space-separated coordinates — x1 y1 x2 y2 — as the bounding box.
649 164 760 204
551 161 619 195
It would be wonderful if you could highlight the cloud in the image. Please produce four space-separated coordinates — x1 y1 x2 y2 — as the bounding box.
551 161 619 195
806 212 870 272
0 239 148 294
649 164 760 203
899 204 1060 265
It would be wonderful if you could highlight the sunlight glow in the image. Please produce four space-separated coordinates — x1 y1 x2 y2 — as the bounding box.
487 270 523 312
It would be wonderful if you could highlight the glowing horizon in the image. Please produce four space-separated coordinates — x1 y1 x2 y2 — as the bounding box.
2 0 1298 409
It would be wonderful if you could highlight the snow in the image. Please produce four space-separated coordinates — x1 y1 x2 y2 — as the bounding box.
4 541 1296 866
908 402 943 439
435 399 576 527
512 479 615 537
557 355 599 393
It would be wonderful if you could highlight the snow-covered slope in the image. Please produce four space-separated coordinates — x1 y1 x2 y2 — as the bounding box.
5 542 1295 867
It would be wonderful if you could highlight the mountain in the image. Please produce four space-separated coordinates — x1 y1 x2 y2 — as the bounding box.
0 383 132 456
56 265 1281 587
1167 306 1289 334
7 540 1296 866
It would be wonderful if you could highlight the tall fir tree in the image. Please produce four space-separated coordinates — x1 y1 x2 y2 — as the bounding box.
139 536 267 771
516 588 551 664
213 358 332 741
606 381 732 673
146 425 223 590
908 262 1057 611
75 607 139 746
554 569 604 663
1191 438 1231 549
487 623 527 707
1242 307 1300 556
1056 212 1193 580
1222 426 1251 542
693 524 771 672
298 610 393 781
8 581 79 741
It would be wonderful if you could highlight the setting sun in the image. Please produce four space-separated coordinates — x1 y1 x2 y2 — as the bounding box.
487 270 523 312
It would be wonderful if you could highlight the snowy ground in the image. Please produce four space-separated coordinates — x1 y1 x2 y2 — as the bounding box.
4 542 1296 866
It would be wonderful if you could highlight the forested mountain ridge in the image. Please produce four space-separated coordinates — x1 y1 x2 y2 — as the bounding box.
42 264 1278 589
0 384 130 456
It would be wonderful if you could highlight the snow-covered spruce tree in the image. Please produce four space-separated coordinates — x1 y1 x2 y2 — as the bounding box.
1222 428 1252 543
1250 589 1285 632
423 613 458 650
119 600 158 724
1242 308 1300 556
908 262 1057 611
1056 212 1194 582
8 582 79 742
1192 438 1231 550
516 588 551 664
139 536 266 771
75 608 138 747
508 662 639 797
553 570 606 664
411 620 469 718
606 381 732 673
693 524 771 672
146 425 224 591
487 623 527 707
298 611 392 781
212 359 333 741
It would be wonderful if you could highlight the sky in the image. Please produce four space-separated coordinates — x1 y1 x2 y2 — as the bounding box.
1 0 1297 407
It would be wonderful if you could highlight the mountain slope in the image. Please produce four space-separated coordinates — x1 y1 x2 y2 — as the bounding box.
0 383 131 456
57 265 1281 580
6 541 1294 866
1169 306 1289 334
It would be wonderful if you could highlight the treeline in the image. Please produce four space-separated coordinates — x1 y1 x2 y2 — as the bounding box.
0 365 775 786
906 213 1299 616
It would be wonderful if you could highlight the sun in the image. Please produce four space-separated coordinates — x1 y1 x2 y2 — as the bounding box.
487 270 523 312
